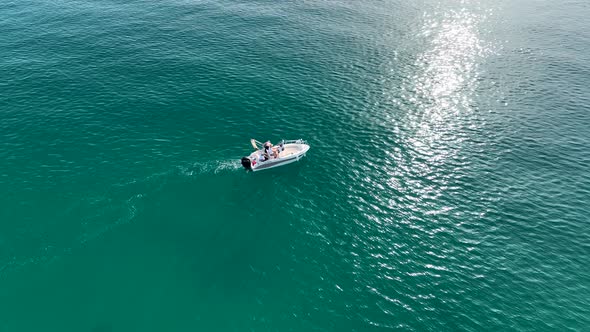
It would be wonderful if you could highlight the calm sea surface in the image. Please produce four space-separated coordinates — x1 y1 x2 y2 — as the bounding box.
1 0 589 330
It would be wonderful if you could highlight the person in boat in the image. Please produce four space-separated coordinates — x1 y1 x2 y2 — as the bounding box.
263 141 274 160
264 141 284 159
276 141 284 156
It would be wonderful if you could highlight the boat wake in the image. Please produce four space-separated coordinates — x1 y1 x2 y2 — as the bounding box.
0 158 242 278
177 159 242 177
0 184 148 278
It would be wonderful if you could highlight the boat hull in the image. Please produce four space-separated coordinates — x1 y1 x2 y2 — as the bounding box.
242 141 309 172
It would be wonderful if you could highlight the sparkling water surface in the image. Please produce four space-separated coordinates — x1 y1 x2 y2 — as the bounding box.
1 0 589 331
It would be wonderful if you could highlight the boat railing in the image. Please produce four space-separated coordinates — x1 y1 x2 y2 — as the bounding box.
251 139 306 150
281 139 306 144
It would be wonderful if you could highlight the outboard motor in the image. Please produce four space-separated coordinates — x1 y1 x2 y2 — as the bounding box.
241 156 252 170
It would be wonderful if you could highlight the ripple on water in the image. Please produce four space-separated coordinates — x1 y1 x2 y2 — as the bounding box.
1 0 589 330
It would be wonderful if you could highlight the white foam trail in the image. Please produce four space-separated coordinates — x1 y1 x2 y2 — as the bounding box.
0 159 243 277
178 158 242 177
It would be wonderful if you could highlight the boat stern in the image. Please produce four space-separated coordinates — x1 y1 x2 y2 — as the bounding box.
241 156 252 170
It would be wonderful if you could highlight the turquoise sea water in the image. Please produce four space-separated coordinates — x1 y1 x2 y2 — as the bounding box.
1 0 589 330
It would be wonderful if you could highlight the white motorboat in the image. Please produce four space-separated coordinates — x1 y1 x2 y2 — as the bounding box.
241 139 310 171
